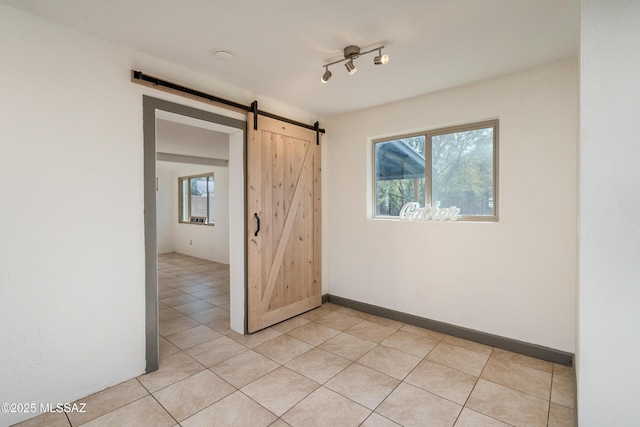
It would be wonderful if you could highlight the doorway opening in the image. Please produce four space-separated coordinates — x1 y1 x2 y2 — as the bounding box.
143 96 246 372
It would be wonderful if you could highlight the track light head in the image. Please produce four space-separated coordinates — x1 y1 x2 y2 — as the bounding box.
374 49 389 65
345 60 357 75
321 67 332 83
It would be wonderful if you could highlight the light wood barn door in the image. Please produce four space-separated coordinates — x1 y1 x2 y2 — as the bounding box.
247 113 321 333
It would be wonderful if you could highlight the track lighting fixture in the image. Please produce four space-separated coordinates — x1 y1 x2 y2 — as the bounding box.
321 45 388 82
374 48 389 65
345 59 357 75
321 66 332 83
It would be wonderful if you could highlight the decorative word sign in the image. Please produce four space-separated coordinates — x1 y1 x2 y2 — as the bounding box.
399 201 461 221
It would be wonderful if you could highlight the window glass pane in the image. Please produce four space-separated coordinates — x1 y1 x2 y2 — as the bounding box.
190 177 208 219
431 127 494 216
375 136 426 216
207 175 214 223
180 178 189 222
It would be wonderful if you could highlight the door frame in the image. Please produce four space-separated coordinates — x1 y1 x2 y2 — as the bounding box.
143 96 246 372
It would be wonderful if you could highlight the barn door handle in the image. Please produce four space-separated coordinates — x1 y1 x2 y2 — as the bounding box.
254 213 261 236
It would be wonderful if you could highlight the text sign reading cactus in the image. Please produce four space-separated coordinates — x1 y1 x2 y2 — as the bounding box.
399 201 460 221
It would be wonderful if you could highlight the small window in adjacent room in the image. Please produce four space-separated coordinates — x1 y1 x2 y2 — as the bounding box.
374 120 498 221
179 173 214 225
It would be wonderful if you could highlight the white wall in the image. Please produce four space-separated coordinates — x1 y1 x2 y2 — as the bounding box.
325 60 578 352
156 161 177 254
578 1 640 425
172 164 230 263
0 5 314 426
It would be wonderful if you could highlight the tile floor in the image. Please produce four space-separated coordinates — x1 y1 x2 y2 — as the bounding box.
16 253 576 427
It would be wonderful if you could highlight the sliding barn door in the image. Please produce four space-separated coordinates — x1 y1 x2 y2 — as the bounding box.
247 113 321 333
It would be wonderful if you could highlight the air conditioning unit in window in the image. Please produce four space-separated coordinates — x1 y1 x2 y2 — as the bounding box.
190 216 206 224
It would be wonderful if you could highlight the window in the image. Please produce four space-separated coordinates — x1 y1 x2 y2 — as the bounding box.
179 173 215 225
374 120 498 221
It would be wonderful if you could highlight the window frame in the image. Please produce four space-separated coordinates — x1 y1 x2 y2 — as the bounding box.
178 172 215 226
372 119 499 222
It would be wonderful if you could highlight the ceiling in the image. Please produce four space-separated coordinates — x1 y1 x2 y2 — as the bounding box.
2 0 580 117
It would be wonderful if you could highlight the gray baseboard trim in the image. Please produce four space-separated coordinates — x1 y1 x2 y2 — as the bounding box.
327 294 573 366
321 294 330 304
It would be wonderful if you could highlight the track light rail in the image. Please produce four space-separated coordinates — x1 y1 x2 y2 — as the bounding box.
322 45 385 68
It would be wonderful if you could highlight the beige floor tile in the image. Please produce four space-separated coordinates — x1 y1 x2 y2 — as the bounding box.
206 293 231 306
172 300 215 315
454 408 511 426
365 315 405 330
13 412 71 427
271 316 310 333
299 306 334 321
176 283 211 294
153 370 235 421
282 387 370 427
159 294 199 307
190 288 227 299
443 335 494 356
553 363 575 379
551 375 576 408
481 357 551 399
381 330 439 358
167 278 198 292
67 378 148 426
211 350 279 388
269 420 292 427
405 360 477 405
158 288 186 299
320 302 342 311
227 328 283 348
181 391 277 427
188 306 229 324
287 322 341 346
336 306 371 319
138 351 205 393
360 412 402 427
356 344 421 380
344 320 396 343
164 325 222 350
159 315 201 337
319 332 377 361
548 402 576 427
186 335 248 367
285 348 351 384
241 367 319 417
253 334 313 364
491 348 553 373
376 382 462 427
159 336 181 359
314 311 363 331
206 318 232 335
466 379 548 427
159 307 184 322
81 395 174 427
400 324 446 341
180 273 208 280
325 363 400 410
191 277 218 286
426 342 490 376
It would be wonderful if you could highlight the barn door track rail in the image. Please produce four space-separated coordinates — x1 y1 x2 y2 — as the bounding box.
132 70 324 144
